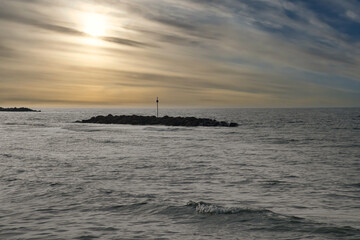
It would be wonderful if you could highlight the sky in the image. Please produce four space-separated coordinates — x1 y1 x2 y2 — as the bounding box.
0 0 359 107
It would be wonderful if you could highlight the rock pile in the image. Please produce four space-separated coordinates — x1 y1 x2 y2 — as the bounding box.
77 114 238 127
0 107 40 112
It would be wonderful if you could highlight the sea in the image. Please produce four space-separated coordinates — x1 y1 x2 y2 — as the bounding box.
0 108 359 240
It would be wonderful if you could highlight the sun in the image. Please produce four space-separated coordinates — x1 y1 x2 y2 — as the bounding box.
83 13 107 37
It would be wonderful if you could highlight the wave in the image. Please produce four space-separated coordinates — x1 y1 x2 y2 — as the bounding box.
19 197 358 239
143 127 194 132
100 202 148 212
3 122 48 127
271 138 299 144
223 131 241 135
346 183 360 188
186 201 271 215
1 153 12 158
63 126 104 132
3 122 19 125
287 120 304 124
180 201 360 238
92 139 119 144
313 226 360 236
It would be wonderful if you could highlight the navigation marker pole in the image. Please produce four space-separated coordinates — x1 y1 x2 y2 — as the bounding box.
156 97 159 117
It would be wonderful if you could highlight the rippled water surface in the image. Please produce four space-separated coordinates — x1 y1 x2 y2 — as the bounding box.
1 108 359 239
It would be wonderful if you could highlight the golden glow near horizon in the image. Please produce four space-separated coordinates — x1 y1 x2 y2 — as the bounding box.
82 13 107 37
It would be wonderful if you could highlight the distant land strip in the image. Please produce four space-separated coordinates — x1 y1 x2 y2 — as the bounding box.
77 114 239 127
0 107 40 112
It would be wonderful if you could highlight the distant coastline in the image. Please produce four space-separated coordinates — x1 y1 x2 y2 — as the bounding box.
0 107 41 112
77 114 238 127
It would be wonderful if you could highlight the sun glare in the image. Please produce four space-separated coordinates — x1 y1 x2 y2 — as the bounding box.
83 13 107 37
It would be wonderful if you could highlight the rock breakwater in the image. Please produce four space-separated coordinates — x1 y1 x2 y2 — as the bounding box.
77 114 238 127
0 107 40 112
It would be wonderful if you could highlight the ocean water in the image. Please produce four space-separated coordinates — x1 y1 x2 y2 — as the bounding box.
0 108 359 240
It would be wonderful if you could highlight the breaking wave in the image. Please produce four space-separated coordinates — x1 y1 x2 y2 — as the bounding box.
186 200 271 215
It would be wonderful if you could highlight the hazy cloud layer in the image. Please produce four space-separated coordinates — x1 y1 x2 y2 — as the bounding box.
0 0 359 107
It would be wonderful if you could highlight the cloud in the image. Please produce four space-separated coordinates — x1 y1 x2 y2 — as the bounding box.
0 0 359 107
0 2 150 48
0 44 16 58
346 11 358 21
101 36 153 48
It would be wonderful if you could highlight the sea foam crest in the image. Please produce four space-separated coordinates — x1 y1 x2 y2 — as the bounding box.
186 201 266 215
196 203 242 214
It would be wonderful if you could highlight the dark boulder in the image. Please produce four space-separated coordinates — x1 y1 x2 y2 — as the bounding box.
229 122 239 127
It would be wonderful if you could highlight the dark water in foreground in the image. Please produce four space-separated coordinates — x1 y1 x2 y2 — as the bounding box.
0 108 359 239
